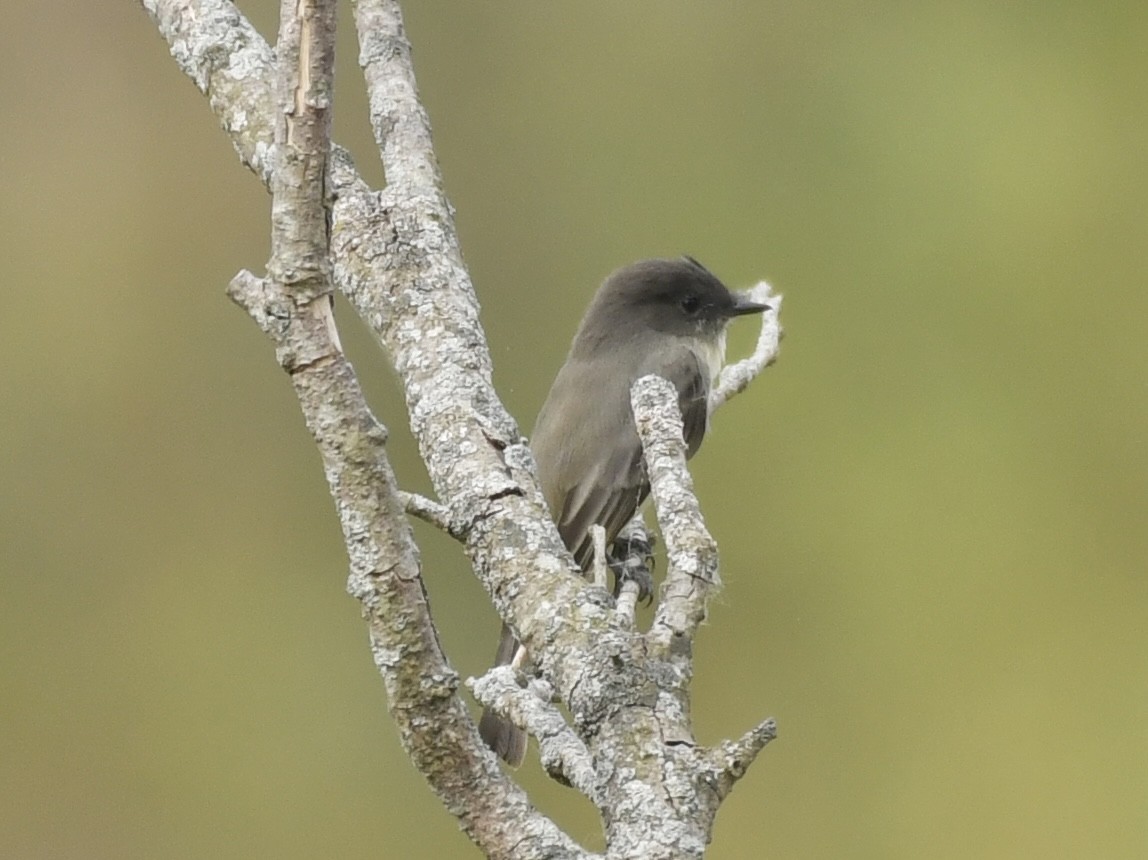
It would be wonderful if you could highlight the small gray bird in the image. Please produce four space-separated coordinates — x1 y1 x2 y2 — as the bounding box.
479 257 768 766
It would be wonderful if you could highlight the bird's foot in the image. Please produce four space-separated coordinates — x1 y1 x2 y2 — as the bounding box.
609 531 657 604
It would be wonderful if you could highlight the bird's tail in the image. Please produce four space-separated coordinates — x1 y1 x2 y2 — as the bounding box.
477 622 528 767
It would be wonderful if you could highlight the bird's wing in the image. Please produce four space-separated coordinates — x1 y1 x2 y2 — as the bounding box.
667 347 711 460
556 348 711 570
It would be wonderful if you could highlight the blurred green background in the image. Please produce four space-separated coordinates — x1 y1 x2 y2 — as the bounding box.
2 1 1144 857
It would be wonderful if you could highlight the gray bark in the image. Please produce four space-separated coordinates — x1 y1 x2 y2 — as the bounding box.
141 1 782 856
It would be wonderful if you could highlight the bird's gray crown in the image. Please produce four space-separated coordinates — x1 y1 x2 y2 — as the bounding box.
573 256 764 351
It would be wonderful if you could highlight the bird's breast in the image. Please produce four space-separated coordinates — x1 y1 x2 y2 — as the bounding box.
692 329 727 385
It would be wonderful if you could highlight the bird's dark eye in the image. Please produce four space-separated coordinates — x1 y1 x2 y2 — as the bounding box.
680 294 701 315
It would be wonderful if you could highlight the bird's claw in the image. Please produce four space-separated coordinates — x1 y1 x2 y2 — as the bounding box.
609 532 657 604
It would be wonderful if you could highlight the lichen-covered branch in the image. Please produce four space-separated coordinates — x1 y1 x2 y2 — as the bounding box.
709 717 779 800
230 271 567 858
143 0 779 854
634 375 721 658
711 282 783 412
469 668 600 803
142 0 589 642
399 490 458 536
265 0 335 295
351 0 439 191
627 372 778 822
200 0 583 855
141 0 277 183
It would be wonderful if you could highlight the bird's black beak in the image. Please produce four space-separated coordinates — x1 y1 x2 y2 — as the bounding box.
728 292 771 316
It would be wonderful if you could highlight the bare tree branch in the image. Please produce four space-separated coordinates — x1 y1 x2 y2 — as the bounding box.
175 0 583 855
351 0 439 191
614 579 641 628
635 376 720 658
631 373 777 807
142 0 780 855
143 0 584 685
399 490 459 535
710 716 779 800
589 525 609 590
711 282 784 412
469 668 600 802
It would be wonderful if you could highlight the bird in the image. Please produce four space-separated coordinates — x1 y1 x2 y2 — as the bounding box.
478 256 768 766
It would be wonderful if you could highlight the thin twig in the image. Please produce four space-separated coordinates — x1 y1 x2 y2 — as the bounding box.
399 490 458 535
590 524 609 590
711 282 783 413
615 580 640 628
709 717 778 800
611 513 654 623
